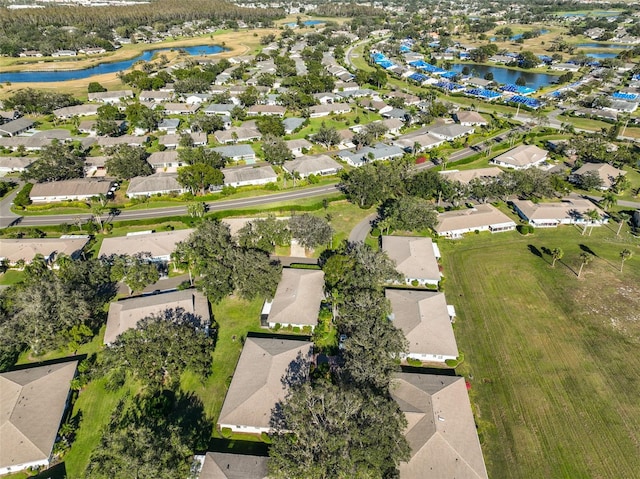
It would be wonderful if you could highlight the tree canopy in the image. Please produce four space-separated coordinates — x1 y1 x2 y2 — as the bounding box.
289 214 333 249
103 307 214 391
22 143 86 183
105 145 153 180
269 380 410 479
175 220 282 303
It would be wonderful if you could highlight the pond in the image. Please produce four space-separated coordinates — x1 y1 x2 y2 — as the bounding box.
450 64 558 89
576 43 626 49
585 52 619 59
285 20 325 27
0 44 225 83
560 11 621 17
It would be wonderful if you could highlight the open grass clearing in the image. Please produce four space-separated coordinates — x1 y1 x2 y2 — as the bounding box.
440 225 640 478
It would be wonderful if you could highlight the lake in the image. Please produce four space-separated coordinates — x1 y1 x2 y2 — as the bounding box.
450 64 557 89
286 20 325 27
560 11 621 17
585 52 619 59
577 43 626 49
0 44 225 83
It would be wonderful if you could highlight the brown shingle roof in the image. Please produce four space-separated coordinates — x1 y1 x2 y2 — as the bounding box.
268 269 324 327
218 337 313 431
382 236 441 282
104 289 210 344
0 361 78 471
199 452 268 479
386 290 458 358
392 373 488 479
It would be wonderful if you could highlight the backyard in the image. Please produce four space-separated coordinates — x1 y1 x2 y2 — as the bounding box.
440 223 640 478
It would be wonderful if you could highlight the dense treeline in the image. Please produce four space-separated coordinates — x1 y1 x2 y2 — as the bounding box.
0 0 283 54
0 0 283 30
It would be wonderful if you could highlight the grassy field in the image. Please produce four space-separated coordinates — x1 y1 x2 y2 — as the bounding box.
440 222 640 478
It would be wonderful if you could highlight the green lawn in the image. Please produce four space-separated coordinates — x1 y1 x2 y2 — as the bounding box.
439 224 640 478
183 295 266 439
0 269 25 286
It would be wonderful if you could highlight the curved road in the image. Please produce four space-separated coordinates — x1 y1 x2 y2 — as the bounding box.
0 184 340 228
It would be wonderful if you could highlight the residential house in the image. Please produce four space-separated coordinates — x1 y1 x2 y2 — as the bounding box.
381 118 405 136
185 94 212 104
511 198 608 228
99 229 193 262
84 156 107 177
0 156 35 174
217 336 313 434
337 143 404 167
571 163 626 190
381 108 410 121
214 127 261 145
309 103 352 118
18 50 43 58
163 103 201 115
391 373 489 479
434 204 517 238
247 105 286 117
148 150 182 172
0 360 79 476
0 236 90 266
157 118 180 134
104 289 210 345
159 132 207 149
283 154 342 178
126 173 186 197
87 90 134 104
394 132 445 152
490 144 548 169
197 452 268 479
313 92 340 104
204 104 236 116
52 50 77 57
284 138 313 156
454 110 489 127
386 289 458 362
222 165 277 187
81 47 106 55
262 269 324 330
139 90 173 102
0 117 34 137
439 167 503 185
97 135 149 148
29 179 112 203
426 124 475 141
283 117 306 134
0 137 51 152
550 63 580 73
466 77 494 88
381 236 441 286
53 104 99 119
213 144 257 163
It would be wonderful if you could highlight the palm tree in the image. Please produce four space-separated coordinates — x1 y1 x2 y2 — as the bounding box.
582 209 601 236
577 252 592 278
600 191 617 211
551 247 563 267
619 249 632 272
616 212 630 236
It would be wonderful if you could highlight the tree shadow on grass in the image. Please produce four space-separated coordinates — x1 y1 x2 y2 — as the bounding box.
527 244 549 264
32 462 67 479
579 244 598 258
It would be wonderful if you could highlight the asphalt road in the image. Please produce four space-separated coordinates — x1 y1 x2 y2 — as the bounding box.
348 213 378 243
0 184 340 228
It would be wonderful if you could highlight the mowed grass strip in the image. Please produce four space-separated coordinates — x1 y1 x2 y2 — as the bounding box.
441 226 640 479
